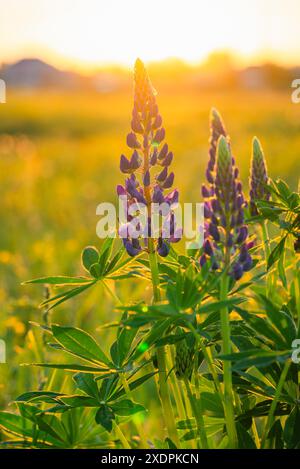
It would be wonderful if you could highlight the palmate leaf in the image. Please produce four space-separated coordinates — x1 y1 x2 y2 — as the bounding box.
235 307 288 350
23 276 92 285
16 391 64 404
111 399 145 416
0 411 34 439
73 373 100 399
267 236 287 270
95 405 115 433
35 413 67 443
81 246 100 272
220 349 291 370
51 325 112 367
59 395 100 408
22 363 113 374
0 412 65 448
39 281 96 311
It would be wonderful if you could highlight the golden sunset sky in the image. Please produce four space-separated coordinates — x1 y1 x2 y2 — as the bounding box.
0 0 299 70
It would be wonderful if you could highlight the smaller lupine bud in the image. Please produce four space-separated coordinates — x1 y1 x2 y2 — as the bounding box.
204 202 211 219
160 152 173 167
239 244 249 263
123 238 141 257
209 223 220 242
247 241 255 250
158 143 168 160
131 118 143 133
232 262 243 280
157 239 170 257
249 137 269 216
154 128 165 144
127 132 140 149
236 210 244 225
199 254 207 267
237 194 244 209
242 254 253 272
211 198 221 212
211 259 219 270
202 184 210 198
208 159 215 171
206 169 214 184
227 234 234 247
203 239 214 256
150 149 158 165
143 170 150 186
162 172 174 189
236 226 248 244
175 336 194 380
230 215 236 228
152 185 165 204
120 154 131 173
152 114 162 129
117 184 126 196
130 150 142 171
165 189 179 205
157 166 168 182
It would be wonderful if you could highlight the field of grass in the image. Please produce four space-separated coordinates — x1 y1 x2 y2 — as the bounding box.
0 86 299 446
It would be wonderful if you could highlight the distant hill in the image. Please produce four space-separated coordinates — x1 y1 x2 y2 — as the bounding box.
0 57 298 91
0 58 82 89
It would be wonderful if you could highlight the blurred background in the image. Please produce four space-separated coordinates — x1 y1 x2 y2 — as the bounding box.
0 0 300 421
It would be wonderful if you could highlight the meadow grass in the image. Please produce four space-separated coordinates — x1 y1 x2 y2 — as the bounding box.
0 87 299 446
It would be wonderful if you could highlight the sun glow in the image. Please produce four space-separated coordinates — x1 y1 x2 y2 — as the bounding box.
0 0 300 70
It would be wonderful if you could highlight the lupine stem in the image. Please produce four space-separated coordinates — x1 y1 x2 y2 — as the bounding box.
220 274 238 448
261 220 272 296
120 374 148 448
260 359 291 449
184 377 208 449
114 421 131 449
148 239 180 447
188 323 222 395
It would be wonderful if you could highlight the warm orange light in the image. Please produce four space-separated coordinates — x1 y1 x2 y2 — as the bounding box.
0 0 299 70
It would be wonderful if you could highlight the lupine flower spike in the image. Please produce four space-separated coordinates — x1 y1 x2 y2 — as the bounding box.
201 109 253 280
249 137 270 216
118 59 180 257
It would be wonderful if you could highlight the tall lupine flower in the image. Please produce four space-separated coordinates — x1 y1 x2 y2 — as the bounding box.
249 137 270 216
200 110 253 280
117 59 180 257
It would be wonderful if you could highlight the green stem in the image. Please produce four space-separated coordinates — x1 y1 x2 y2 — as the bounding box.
260 359 291 449
120 374 148 448
114 421 131 449
169 348 187 421
261 220 272 297
188 323 222 395
148 239 180 447
220 274 238 448
184 377 208 449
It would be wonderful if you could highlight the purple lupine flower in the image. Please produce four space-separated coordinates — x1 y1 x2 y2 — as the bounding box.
117 58 180 257
200 109 253 280
249 137 270 216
